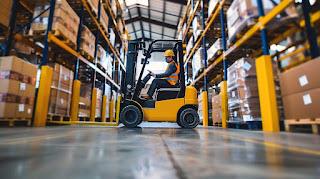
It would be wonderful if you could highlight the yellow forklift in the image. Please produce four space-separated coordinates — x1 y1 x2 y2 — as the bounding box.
120 40 199 128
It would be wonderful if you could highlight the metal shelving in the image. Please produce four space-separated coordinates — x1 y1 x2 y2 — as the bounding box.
179 0 320 131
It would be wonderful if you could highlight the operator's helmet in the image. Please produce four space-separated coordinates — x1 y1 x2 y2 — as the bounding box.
164 49 175 57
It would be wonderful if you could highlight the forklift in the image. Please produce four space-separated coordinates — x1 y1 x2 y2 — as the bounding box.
119 40 199 128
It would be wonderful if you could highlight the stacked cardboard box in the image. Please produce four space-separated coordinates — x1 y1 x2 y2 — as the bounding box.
95 89 102 118
30 0 80 46
0 56 37 119
227 0 297 43
97 45 107 69
207 38 223 62
192 16 202 39
280 58 320 119
106 54 113 76
110 0 117 16
186 36 193 57
192 47 205 80
109 28 116 47
87 0 99 15
212 93 222 124
227 58 261 122
48 63 73 116
81 26 96 59
79 83 92 118
0 0 13 27
100 6 109 32
104 84 111 119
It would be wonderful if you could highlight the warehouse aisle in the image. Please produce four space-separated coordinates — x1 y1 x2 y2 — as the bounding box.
0 125 319 179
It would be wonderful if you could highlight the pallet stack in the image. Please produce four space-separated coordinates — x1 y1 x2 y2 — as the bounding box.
30 0 80 46
212 93 222 126
192 47 205 80
80 26 96 60
79 83 92 118
227 58 261 122
0 56 37 126
48 63 73 117
280 58 320 133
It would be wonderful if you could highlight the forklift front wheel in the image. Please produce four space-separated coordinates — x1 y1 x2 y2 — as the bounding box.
178 108 199 129
120 105 143 128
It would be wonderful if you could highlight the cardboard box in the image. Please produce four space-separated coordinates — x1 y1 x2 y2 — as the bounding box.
280 58 320 96
212 94 221 109
282 88 320 119
87 0 99 15
51 63 73 92
0 0 13 27
212 108 222 124
79 97 91 117
49 88 71 116
81 26 96 58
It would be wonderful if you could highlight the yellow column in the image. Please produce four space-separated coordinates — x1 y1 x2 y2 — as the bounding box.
221 80 228 128
109 97 114 122
256 55 280 132
115 94 122 124
201 91 209 127
70 80 81 121
101 96 107 122
90 88 98 122
34 66 53 127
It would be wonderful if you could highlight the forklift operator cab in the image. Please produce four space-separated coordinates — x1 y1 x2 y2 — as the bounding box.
120 40 199 128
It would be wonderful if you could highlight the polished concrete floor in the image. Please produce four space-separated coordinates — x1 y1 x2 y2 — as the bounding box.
0 123 320 179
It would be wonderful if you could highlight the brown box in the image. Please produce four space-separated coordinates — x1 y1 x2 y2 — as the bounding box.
49 88 71 116
81 26 96 59
100 7 109 31
51 63 73 92
87 0 99 15
282 88 320 119
79 97 91 117
212 108 222 124
0 0 13 27
211 94 221 109
280 58 320 96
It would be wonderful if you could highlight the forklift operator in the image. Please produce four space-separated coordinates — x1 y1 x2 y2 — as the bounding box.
142 49 180 99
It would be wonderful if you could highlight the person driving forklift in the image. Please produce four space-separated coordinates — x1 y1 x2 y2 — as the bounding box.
141 49 180 99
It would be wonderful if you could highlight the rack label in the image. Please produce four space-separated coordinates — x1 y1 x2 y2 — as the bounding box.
299 75 308 87
303 94 312 105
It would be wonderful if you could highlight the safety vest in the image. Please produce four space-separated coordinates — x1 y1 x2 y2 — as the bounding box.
165 61 180 86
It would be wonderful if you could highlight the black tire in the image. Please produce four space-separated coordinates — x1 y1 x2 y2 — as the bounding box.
120 105 143 128
179 108 199 129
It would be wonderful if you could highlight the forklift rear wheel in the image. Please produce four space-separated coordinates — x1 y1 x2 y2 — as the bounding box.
120 105 143 128
179 108 199 129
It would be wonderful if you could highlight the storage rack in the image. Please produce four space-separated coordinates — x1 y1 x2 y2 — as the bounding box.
0 0 127 127
179 0 320 131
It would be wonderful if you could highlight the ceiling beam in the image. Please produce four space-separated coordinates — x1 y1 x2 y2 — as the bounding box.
162 0 166 39
138 7 145 40
125 16 177 29
126 6 182 18
130 30 175 39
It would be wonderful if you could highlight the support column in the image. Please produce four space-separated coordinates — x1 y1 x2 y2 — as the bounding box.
201 0 209 127
256 0 279 132
33 0 56 127
220 7 228 128
70 4 84 121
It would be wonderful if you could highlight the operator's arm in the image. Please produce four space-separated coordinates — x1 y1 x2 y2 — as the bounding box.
155 63 177 78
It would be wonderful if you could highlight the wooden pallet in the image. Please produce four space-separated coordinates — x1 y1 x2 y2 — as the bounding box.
213 122 222 127
30 29 77 49
285 119 320 134
0 118 31 127
47 114 70 122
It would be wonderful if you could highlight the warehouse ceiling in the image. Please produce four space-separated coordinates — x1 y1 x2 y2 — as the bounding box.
120 0 187 40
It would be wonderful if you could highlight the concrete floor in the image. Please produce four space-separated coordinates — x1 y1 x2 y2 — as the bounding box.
0 123 320 179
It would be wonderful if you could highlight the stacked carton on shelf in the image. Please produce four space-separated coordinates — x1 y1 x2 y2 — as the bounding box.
0 0 13 27
192 47 205 80
30 0 80 46
207 38 223 62
280 58 320 119
227 58 261 122
208 0 219 17
212 93 222 125
192 16 202 39
81 26 96 59
79 83 92 118
48 63 73 117
100 6 109 32
226 0 297 43
0 56 37 119
95 89 103 118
